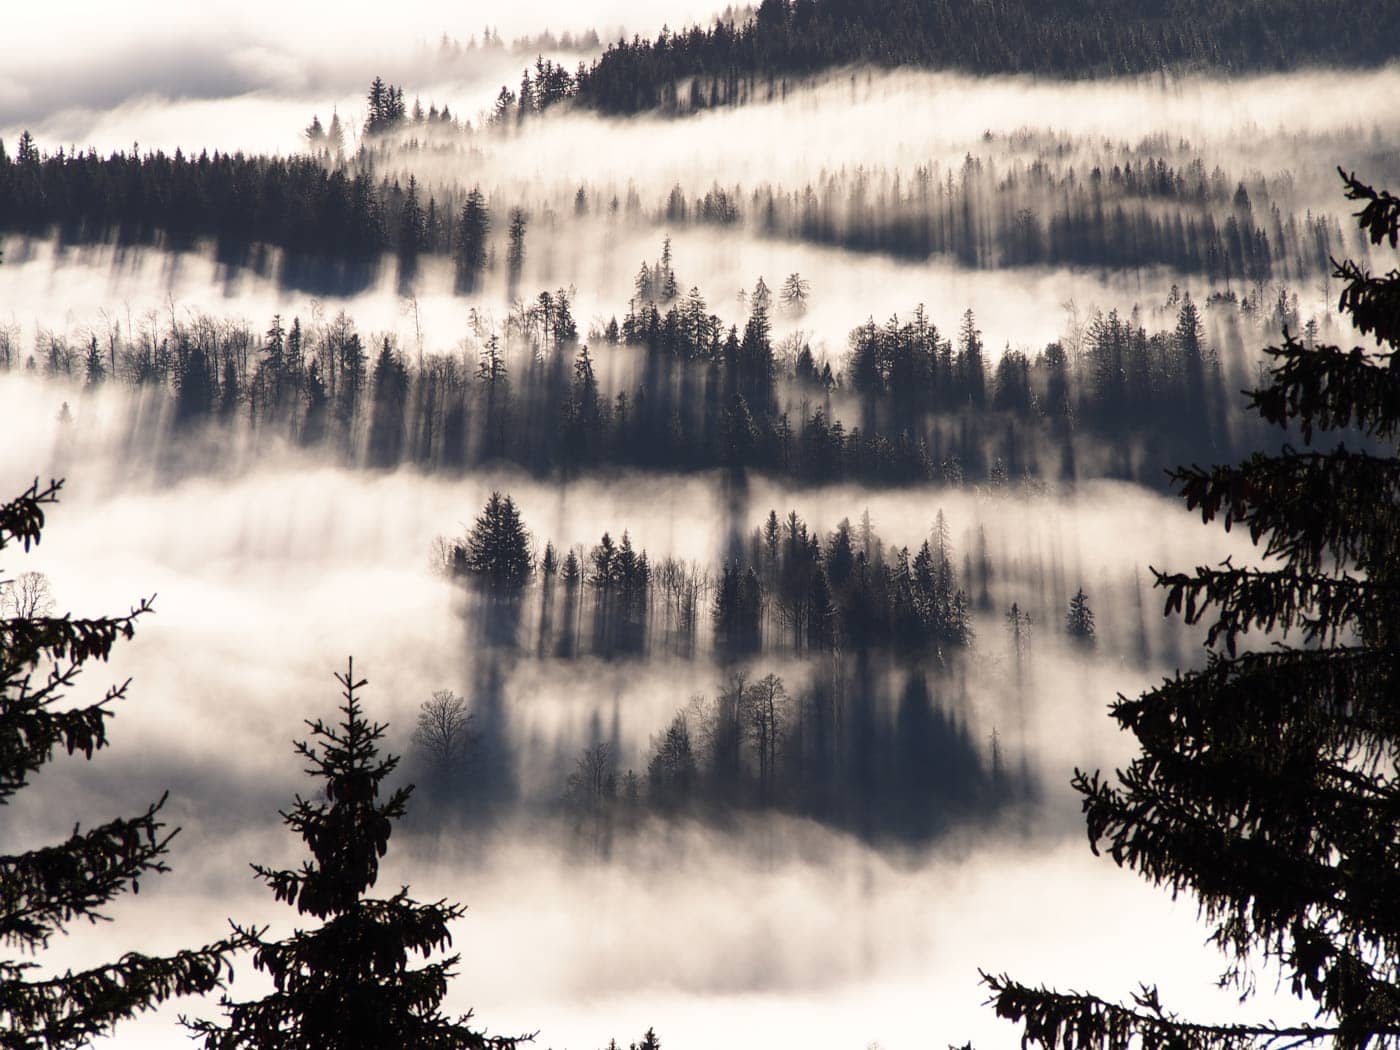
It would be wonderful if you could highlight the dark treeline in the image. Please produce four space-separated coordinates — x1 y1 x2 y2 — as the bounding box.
0 124 1372 289
11 263 1286 488
437 492 1169 680
0 133 483 294
610 270 1267 484
494 0 1400 116
410 497 1043 850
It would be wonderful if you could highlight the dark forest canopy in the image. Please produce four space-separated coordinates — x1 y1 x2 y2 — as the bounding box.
0 125 1369 288
495 0 1400 116
5 277 1276 489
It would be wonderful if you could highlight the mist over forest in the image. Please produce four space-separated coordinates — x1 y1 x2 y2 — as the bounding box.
2 3 1397 1050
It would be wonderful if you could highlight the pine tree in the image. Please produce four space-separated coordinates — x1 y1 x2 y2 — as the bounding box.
186 661 523 1050
959 308 986 408
1 479 239 1046
1064 587 1095 648
506 209 527 295
983 170 1400 1050
326 111 345 156
304 115 326 151
365 77 387 134
780 272 809 316
456 492 532 595
455 188 490 294
83 335 105 387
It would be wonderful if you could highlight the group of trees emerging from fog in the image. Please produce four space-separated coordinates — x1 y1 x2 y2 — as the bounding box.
1 0 1396 1026
491 0 1400 116
443 497 999 663
665 154 1349 284
415 491 1043 847
6 251 1292 490
554 664 1021 854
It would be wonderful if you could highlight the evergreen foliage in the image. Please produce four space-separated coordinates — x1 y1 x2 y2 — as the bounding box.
983 170 1400 1050
552 0 1400 116
186 660 523 1050
21 268 1247 489
0 123 1347 292
1065 588 1095 647
0 479 240 1047
449 493 533 595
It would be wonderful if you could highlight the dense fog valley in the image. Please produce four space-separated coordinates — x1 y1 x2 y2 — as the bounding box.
3 3 1397 1049
0 396 1299 1049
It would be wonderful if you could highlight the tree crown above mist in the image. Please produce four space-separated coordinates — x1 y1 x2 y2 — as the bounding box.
984 169 1400 1049
186 659 524 1050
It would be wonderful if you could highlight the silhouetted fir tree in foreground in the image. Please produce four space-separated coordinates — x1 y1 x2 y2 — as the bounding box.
186 660 523 1050
0 478 240 1046
983 170 1400 1048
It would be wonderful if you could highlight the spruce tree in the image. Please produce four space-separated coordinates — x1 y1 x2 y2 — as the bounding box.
1064 588 1095 648
456 493 532 596
186 660 522 1050
983 171 1400 1049
1 479 239 1046
455 189 490 294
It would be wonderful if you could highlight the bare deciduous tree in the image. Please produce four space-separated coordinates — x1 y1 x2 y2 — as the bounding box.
411 689 474 774
1 570 54 618
565 741 618 856
744 673 788 803
565 741 616 811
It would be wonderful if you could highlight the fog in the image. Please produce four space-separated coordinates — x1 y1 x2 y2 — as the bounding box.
431 65 1400 195
1 372 1301 1049
0 0 729 151
0 224 1338 386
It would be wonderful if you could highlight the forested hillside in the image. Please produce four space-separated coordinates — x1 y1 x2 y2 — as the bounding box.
516 0 1400 114
2 6 1397 1045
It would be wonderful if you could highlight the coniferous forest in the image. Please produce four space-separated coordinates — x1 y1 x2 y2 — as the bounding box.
2 3 1398 1049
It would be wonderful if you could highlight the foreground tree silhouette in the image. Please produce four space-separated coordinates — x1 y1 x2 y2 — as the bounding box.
983 171 1400 1048
1 478 238 1046
186 660 523 1050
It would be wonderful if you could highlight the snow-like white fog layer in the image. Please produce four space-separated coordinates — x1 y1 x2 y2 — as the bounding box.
459 65 1400 194
0 230 1320 381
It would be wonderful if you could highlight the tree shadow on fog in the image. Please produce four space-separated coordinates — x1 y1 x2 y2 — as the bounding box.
404 631 521 835
408 646 1034 853
278 253 381 297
